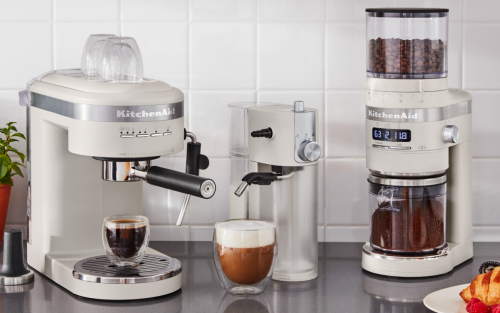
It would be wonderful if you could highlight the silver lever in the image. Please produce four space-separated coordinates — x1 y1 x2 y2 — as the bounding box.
176 132 197 226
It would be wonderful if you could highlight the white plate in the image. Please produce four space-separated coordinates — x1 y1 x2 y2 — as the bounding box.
424 284 469 313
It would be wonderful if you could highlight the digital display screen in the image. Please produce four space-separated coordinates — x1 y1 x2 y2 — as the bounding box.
372 128 411 142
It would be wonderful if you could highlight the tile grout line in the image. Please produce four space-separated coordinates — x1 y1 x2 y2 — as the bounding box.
461 0 464 90
119 0 122 36
322 0 327 239
3 88 500 92
52 0 56 70
187 0 192 240
255 0 259 92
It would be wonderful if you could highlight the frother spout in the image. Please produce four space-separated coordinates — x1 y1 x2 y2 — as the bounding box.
234 172 281 197
175 130 211 226
234 181 249 197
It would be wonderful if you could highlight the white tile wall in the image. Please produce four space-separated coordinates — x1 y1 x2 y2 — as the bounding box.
122 22 189 89
54 23 120 69
258 23 324 89
259 0 325 22
121 0 188 22
191 0 256 21
463 24 500 90
190 22 256 89
54 0 120 22
1 0 500 242
0 0 53 21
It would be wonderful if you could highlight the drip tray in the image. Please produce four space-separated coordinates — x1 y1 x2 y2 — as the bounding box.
73 254 181 284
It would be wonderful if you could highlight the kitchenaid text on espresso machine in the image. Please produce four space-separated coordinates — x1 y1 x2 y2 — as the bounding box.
362 8 473 277
230 101 321 282
17 35 216 300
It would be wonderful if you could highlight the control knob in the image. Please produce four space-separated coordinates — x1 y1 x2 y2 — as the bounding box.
298 140 321 162
442 125 459 143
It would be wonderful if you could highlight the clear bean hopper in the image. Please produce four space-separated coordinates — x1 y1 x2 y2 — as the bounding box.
366 8 449 79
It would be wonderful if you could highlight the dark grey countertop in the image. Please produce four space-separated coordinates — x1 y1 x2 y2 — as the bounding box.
0 241 495 313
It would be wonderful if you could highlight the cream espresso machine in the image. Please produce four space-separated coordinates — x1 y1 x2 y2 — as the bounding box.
17 35 216 299
362 8 473 277
229 102 321 281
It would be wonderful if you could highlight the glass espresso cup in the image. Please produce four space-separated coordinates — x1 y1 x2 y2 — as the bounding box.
102 215 150 266
213 219 277 295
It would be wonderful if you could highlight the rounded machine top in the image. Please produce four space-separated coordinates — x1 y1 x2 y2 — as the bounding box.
25 70 184 107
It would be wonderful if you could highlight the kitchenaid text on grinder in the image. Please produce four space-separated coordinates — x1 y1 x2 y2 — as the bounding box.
368 110 417 120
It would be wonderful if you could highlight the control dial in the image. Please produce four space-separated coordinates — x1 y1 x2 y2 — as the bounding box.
442 125 459 143
298 140 321 162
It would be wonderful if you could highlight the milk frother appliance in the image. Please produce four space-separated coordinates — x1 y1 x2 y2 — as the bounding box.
230 101 321 281
362 8 473 277
17 35 216 299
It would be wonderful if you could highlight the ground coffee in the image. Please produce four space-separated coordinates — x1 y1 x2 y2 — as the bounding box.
371 188 445 253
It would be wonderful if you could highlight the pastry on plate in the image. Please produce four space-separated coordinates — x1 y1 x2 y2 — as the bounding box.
460 267 500 306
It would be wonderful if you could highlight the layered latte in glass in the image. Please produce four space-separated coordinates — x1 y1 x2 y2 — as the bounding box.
213 220 277 295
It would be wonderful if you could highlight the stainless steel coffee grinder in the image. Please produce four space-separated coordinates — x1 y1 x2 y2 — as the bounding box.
229 102 321 281
362 8 473 277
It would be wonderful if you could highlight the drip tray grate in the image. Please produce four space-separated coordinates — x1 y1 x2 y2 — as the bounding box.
73 254 181 284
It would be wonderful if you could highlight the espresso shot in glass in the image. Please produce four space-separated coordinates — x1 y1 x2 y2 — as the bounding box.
103 215 150 266
213 219 277 295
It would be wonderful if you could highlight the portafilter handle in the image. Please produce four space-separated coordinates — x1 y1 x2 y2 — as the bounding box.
132 166 216 199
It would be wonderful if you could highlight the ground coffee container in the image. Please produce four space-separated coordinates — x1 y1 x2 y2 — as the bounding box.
368 174 447 254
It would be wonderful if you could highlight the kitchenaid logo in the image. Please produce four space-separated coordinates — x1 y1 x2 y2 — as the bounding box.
368 110 418 120
117 108 175 118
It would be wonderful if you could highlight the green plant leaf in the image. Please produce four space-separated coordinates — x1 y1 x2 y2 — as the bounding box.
6 122 16 126
10 163 23 178
0 129 9 135
9 126 17 132
12 133 26 140
0 176 13 186
0 160 8 179
10 139 19 143
11 162 25 168
10 150 25 163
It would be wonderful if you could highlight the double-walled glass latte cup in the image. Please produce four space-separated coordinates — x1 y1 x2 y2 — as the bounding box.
213 219 277 295
103 215 150 266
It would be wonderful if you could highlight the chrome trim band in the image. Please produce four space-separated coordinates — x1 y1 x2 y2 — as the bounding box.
369 169 446 177
32 93 184 122
73 255 182 284
0 270 34 286
366 100 471 123
362 244 449 261
369 173 447 187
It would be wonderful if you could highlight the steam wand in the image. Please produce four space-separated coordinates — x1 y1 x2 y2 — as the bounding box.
176 130 210 226
234 167 289 197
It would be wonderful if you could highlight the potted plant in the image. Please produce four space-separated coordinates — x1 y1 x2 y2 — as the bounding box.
0 122 26 246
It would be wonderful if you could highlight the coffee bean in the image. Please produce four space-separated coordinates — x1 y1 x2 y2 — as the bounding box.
368 37 446 76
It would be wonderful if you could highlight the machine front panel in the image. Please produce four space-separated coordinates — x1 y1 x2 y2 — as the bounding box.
32 93 184 122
